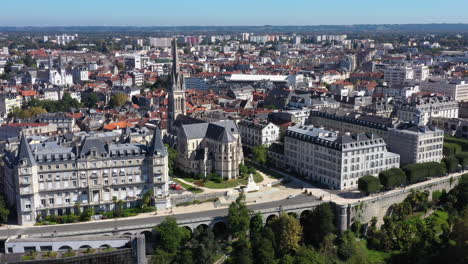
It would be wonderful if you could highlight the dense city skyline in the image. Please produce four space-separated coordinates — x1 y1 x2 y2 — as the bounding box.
1 0 468 26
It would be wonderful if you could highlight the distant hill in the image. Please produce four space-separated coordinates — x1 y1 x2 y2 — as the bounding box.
0 24 467 33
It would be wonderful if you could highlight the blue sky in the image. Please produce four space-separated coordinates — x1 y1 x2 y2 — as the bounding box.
1 0 467 26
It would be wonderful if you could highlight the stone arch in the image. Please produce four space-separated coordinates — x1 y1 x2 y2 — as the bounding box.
122 232 133 237
212 221 228 240
288 212 298 218
141 230 153 240
99 244 111 249
182 226 192 233
300 210 312 225
79 245 91 249
266 214 278 224
196 224 209 233
58 245 72 251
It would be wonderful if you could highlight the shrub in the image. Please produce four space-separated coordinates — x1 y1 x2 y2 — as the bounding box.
443 142 462 156
358 175 380 195
443 156 459 173
455 152 468 166
379 168 406 190
403 162 446 184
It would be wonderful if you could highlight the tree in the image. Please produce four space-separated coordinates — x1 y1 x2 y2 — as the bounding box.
228 237 253 264
358 175 380 195
154 216 191 254
84 93 99 108
444 143 462 156
0 195 10 224
444 156 459 173
252 145 268 165
293 246 325 264
110 93 128 108
379 168 406 190
228 193 251 239
337 231 357 261
141 189 153 208
250 212 264 247
268 213 303 256
302 203 336 247
165 144 178 175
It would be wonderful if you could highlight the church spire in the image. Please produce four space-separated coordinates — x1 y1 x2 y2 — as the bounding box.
171 38 179 80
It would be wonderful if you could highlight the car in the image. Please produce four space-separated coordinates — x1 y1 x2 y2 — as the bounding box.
287 194 296 199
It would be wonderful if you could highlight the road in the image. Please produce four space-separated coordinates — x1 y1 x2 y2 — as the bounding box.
0 194 319 240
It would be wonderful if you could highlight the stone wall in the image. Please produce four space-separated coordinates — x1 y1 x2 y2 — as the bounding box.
170 191 228 206
336 174 462 231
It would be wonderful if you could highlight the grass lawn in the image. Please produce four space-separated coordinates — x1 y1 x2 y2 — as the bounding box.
427 210 449 232
246 161 284 179
173 179 204 193
202 171 263 189
358 240 394 264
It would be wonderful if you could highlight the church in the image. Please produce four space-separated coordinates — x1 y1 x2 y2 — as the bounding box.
166 39 244 180
48 55 73 86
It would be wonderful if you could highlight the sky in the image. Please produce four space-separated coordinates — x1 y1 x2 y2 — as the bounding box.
1 0 467 26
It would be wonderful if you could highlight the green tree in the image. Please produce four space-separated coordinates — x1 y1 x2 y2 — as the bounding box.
302 203 336 247
84 93 100 108
110 93 128 108
293 246 325 264
141 189 154 208
358 175 380 195
379 168 406 190
252 145 268 165
228 193 251 239
0 195 10 224
165 144 178 175
444 156 460 173
268 213 303 256
228 237 253 264
154 216 191 254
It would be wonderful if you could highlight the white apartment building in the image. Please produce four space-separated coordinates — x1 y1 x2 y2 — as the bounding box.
384 65 429 86
0 93 21 118
124 54 142 70
284 125 400 190
387 124 444 165
149 37 172 48
395 96 459 125
420 79 468 102
238 120 280 147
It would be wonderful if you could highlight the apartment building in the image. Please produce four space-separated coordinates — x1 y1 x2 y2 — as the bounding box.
308 111 444 165
387 123 444 165
383 65 429 86
238 120 280 147
284 125 400 190
3 128 170 225
420 79 468 101
0 93 21 118
394 96 459 125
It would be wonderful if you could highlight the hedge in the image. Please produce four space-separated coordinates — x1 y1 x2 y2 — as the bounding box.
402 162 446 184
358 175 380 195
378 168 406 190
443 142 462 156
444 135 468 151
455 152 468 166
443 156 459 173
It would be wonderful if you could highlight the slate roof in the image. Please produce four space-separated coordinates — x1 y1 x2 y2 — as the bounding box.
181 120 239 143
17 135 36 166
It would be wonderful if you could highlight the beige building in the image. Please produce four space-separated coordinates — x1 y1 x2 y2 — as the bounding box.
420 79 468 101
176 120 244 180
4 128 170 225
